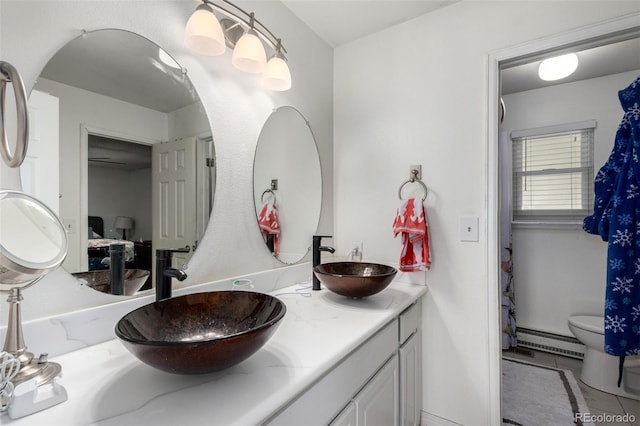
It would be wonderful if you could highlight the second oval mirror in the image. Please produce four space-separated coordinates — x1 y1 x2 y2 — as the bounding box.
23 29 215 287
253 107 322 264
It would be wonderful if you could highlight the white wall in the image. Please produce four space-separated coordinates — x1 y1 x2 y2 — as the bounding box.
0 1 333 319
503 70 640 337
88 165 152 241
333 2 640 425
167 101 210 142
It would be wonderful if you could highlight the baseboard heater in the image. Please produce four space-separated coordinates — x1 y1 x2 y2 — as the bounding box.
516 327 585 359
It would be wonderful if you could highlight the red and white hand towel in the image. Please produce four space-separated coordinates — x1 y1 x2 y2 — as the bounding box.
258 203 280 256
393 198 431 272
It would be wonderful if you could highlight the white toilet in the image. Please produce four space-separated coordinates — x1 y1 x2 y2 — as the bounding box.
568 315 640 400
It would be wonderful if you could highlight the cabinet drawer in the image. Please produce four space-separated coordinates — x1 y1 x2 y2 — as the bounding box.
398 302 419 344
267 319 398 425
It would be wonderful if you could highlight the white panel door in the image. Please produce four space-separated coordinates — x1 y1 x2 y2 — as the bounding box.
400 331 422 426
331 401 357 426
356 354 400 426
152 137 196 268
22 90 59 215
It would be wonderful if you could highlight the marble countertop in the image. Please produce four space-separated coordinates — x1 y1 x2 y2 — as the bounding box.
3 281 426 426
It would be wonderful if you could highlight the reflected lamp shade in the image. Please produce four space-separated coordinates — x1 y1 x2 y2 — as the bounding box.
184 3 226 57
263 55 291 91
232 30 267 73
114 216 134 240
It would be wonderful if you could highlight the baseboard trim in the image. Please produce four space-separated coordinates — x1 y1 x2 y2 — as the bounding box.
516 327 585 359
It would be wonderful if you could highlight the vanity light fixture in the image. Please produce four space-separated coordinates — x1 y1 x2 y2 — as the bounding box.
184 3 226 56
231 13 267 74
538 53 579 81
184 0 292 91
263 39 292 91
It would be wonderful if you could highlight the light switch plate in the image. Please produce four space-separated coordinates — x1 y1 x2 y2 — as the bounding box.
459 216 479 242
62 218 76 234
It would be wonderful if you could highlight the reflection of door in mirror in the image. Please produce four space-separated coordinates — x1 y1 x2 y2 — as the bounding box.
86 134 152 273
22 90 60 216
152 137 197 269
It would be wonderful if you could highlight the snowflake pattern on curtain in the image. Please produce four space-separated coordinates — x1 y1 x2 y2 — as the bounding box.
583 74 640 358
501 245 517 350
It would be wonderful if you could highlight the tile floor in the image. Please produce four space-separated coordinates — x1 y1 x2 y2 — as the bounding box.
503 349 639 426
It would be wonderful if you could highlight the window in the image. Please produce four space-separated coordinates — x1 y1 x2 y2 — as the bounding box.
511 120 595 223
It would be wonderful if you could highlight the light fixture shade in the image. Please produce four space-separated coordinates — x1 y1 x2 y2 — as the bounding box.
114 216 134 230
184 4 226 57
232 31 267 73
538 53 578 81
263 56 292 91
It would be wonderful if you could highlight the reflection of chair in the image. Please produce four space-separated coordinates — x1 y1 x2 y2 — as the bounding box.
88 216 104 237
88 216 106 270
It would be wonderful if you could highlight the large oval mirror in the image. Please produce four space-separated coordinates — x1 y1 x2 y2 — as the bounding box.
22 29 215 288
253 106 322 264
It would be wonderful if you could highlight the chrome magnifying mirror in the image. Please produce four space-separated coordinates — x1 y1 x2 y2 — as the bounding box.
0 189 67 386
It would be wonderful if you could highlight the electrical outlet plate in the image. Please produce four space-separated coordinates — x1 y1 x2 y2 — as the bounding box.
351 241 363 260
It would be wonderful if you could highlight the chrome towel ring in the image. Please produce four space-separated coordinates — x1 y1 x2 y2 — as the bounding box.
0 62 29 168
261 188 276 204
398 168 428 201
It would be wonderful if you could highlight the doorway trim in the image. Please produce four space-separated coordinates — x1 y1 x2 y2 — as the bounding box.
486 13 640 425
79 124 159 269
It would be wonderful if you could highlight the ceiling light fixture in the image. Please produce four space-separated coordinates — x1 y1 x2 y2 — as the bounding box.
538 53 579 81
185 0 291 91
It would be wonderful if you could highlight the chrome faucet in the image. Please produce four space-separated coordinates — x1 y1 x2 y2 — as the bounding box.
312 235 335 291
155 248 189 301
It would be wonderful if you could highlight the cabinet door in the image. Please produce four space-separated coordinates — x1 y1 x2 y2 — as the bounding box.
331 401 357 426
400 331 422 426
355 354 399 426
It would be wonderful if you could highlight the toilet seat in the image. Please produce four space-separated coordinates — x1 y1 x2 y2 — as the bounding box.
568 315 604 335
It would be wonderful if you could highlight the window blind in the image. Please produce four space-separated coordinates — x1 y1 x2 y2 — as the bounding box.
512 126 595 223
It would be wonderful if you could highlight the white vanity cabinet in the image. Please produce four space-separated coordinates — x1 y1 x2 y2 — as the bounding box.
267 300 422 426
331 401 357 426
399 302 422 426
348 353 400 426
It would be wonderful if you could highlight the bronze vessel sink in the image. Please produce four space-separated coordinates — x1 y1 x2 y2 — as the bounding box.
73 269 150 295
115 291 286 374
313 262 397 298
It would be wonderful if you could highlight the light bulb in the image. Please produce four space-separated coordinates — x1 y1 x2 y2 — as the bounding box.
263 55 291 91
232 30 267 74
538 53 578 81
184 3 226 57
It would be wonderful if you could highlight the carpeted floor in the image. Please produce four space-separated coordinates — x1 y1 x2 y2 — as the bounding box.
502 358 593 426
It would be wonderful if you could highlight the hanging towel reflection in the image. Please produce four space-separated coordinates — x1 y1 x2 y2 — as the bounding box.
258 202 280 256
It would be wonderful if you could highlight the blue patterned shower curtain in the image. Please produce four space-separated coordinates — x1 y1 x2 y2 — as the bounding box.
583 75 640 364
501 130 517 349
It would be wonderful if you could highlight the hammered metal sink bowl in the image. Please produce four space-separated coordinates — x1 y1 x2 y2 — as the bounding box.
73 269 150 295
115 291 286 374
313 262 398 298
